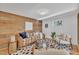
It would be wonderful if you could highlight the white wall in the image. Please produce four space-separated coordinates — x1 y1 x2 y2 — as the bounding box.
42 12 78 45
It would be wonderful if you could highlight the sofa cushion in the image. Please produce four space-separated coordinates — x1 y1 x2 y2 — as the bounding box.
19 32 28 39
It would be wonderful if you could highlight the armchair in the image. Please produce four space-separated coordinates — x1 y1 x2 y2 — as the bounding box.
56 34 72 49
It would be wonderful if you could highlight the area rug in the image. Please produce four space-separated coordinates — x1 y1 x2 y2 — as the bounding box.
11 44 71 55
34 48 69 55
11 45 33 55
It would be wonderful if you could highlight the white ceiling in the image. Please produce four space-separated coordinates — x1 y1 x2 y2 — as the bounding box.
0 3 78 20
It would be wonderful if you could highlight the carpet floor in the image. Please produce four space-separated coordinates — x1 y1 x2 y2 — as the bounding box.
11 44 71 55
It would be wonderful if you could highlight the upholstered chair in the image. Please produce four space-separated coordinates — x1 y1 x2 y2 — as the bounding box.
56 34 72 49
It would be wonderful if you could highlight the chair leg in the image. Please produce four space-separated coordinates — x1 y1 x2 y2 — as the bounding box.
32 44 35 55
70 38 73 50
70 44 73 50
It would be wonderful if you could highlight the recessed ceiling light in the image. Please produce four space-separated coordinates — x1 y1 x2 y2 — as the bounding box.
37 9 49 15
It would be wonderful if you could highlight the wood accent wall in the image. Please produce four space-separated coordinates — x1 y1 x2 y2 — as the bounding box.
0 11 42 54
0 34 10 54
0 11 42 34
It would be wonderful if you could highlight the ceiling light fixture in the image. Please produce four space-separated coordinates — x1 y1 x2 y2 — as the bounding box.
37 9 49 15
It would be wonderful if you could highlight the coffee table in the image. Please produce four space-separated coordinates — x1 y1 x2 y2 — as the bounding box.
35 38 57 49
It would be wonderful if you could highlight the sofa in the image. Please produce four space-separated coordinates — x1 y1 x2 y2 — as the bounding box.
17 32 38 49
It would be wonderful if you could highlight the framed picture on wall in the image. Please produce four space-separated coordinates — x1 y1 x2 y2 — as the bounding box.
25 22 33 30
45 24 48 28
54 20 62 26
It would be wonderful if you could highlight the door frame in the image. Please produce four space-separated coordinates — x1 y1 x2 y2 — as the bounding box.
77 13 79 44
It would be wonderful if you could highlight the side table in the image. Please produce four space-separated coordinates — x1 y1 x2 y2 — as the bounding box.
9 41 17 54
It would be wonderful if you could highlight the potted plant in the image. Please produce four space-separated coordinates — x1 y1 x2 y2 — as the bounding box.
51 32 56 47
51 32 56 40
